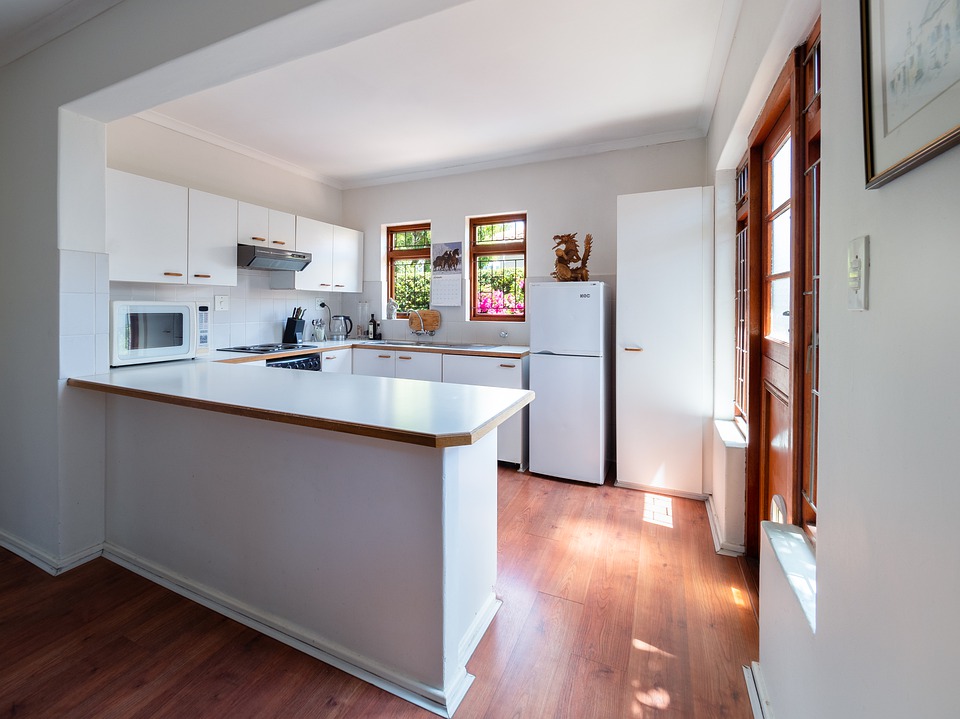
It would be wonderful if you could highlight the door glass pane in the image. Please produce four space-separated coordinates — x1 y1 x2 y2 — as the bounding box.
771 137 792 209
770 209 792 274
768 278 791 342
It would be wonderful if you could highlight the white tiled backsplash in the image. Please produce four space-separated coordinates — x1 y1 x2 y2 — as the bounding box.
108 269 342 351
59 250 534 379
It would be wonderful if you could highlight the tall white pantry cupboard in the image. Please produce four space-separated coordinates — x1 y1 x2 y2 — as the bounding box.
616 187 713 497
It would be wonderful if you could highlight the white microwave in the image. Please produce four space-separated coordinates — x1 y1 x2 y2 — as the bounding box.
110 300 209 366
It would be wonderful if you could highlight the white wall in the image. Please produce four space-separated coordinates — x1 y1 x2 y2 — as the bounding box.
811 2 960 716
706 0 960 716
107 116 342 223
342 140 706 344
0 0 476 567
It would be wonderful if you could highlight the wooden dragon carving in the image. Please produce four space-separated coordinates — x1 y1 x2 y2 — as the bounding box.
551 232 592 282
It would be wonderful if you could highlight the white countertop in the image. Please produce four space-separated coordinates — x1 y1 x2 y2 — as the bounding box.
208 340 529 363
68 360 534 448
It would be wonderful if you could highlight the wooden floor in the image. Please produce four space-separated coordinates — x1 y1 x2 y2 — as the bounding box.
0 467 758 718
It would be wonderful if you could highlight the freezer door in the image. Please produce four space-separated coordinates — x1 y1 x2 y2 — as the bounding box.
529 353 606 484
528 281 605 356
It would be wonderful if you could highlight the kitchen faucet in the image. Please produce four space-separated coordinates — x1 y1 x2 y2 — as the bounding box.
410 309 435 337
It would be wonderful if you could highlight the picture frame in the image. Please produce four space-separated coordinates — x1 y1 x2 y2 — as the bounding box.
861 0 960 188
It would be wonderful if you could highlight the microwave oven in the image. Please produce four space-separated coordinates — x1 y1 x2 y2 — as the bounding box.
110 300 209 366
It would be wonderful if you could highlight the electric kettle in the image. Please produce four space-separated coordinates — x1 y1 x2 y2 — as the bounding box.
330 315 353 341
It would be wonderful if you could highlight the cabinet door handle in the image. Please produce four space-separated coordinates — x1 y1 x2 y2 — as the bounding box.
335 284 345 288
324 356 336 361
624 347 644 352
163 272 183 277
193 273 211 279
500 363 516 368
378 354 391 359
320 283 332 287
251 236 267 243
271 240 286 246
398 355 412 360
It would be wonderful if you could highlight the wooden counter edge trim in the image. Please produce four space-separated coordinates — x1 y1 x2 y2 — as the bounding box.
66 378 532 449
465 391 535 445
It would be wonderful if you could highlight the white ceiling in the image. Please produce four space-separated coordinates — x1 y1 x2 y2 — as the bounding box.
2 0 742 189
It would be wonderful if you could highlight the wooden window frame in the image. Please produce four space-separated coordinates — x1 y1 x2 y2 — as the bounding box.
386 222 431 319
469 213 526 322
740 17 821 554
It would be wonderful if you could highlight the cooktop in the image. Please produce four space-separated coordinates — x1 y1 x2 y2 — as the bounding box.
218 343 318 354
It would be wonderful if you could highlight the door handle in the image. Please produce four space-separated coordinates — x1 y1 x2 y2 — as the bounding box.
163 272 183 277
624 347 644 352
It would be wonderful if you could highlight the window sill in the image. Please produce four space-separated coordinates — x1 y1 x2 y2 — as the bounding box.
714 418 747 449
762 520 817 632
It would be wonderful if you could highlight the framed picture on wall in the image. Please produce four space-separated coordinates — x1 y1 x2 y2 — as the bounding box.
861 0 960 188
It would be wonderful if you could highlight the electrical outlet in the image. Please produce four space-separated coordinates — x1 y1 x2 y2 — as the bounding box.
315 297 325 311
215 295 229 311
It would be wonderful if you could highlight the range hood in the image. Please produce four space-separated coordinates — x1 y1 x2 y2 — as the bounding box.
237 244 312 271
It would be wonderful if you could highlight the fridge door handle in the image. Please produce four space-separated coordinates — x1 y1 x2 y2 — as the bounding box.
624 346 644 352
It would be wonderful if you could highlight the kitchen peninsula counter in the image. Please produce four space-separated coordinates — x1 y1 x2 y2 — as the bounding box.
68 362 532 717
68 360 532 448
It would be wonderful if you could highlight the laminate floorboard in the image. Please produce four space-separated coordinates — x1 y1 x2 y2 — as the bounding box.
0 469 757 718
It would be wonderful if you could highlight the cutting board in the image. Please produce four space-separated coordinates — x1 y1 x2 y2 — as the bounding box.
408 310 441 333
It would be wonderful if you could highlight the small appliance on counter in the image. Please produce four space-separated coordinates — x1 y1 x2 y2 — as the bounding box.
111 300 208 366
330 315 352 341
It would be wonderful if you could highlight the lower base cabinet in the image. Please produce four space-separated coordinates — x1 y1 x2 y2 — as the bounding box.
352 349 395 377
395 351 442 381
320 348 351 373
442 354 528 468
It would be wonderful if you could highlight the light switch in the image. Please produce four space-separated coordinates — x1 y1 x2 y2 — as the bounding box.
215 295 229 311
847 236 869 311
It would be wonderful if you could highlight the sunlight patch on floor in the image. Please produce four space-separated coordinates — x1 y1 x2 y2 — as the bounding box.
643 493 674 528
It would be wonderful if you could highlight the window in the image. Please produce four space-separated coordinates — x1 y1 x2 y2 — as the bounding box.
736 17 820 553
734 162 749 430
387 223 431 317
470 213 526 321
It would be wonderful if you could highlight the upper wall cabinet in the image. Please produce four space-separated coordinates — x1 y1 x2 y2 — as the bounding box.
237 202 296 250
106 170 239 286
106 169 188 284
188 189 238 286
332 225 363 293
271 216 363 293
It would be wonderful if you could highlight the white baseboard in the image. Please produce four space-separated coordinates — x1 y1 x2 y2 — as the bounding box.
706 495 746 556
103 544 465 718
743 661 775 719
0 530 102 575
613 479 707 501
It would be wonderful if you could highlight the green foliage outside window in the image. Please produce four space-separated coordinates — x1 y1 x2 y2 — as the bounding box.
393 258 431 312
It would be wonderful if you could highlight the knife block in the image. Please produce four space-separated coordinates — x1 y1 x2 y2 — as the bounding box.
282 318 305 344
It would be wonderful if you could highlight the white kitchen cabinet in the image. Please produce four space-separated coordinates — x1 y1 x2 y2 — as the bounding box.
238 202 296 251
616 187 711 497
395 351 442 382
106 169 188 283
332 225 363 293
320 348 352 374
237 202 268 247
352 349 395 377
268 209 296 250
188 189 238 286
271 218 363 293
273 216 334 291
442 354 528 467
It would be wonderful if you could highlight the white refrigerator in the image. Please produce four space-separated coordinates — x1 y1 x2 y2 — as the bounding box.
528 281 608 484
